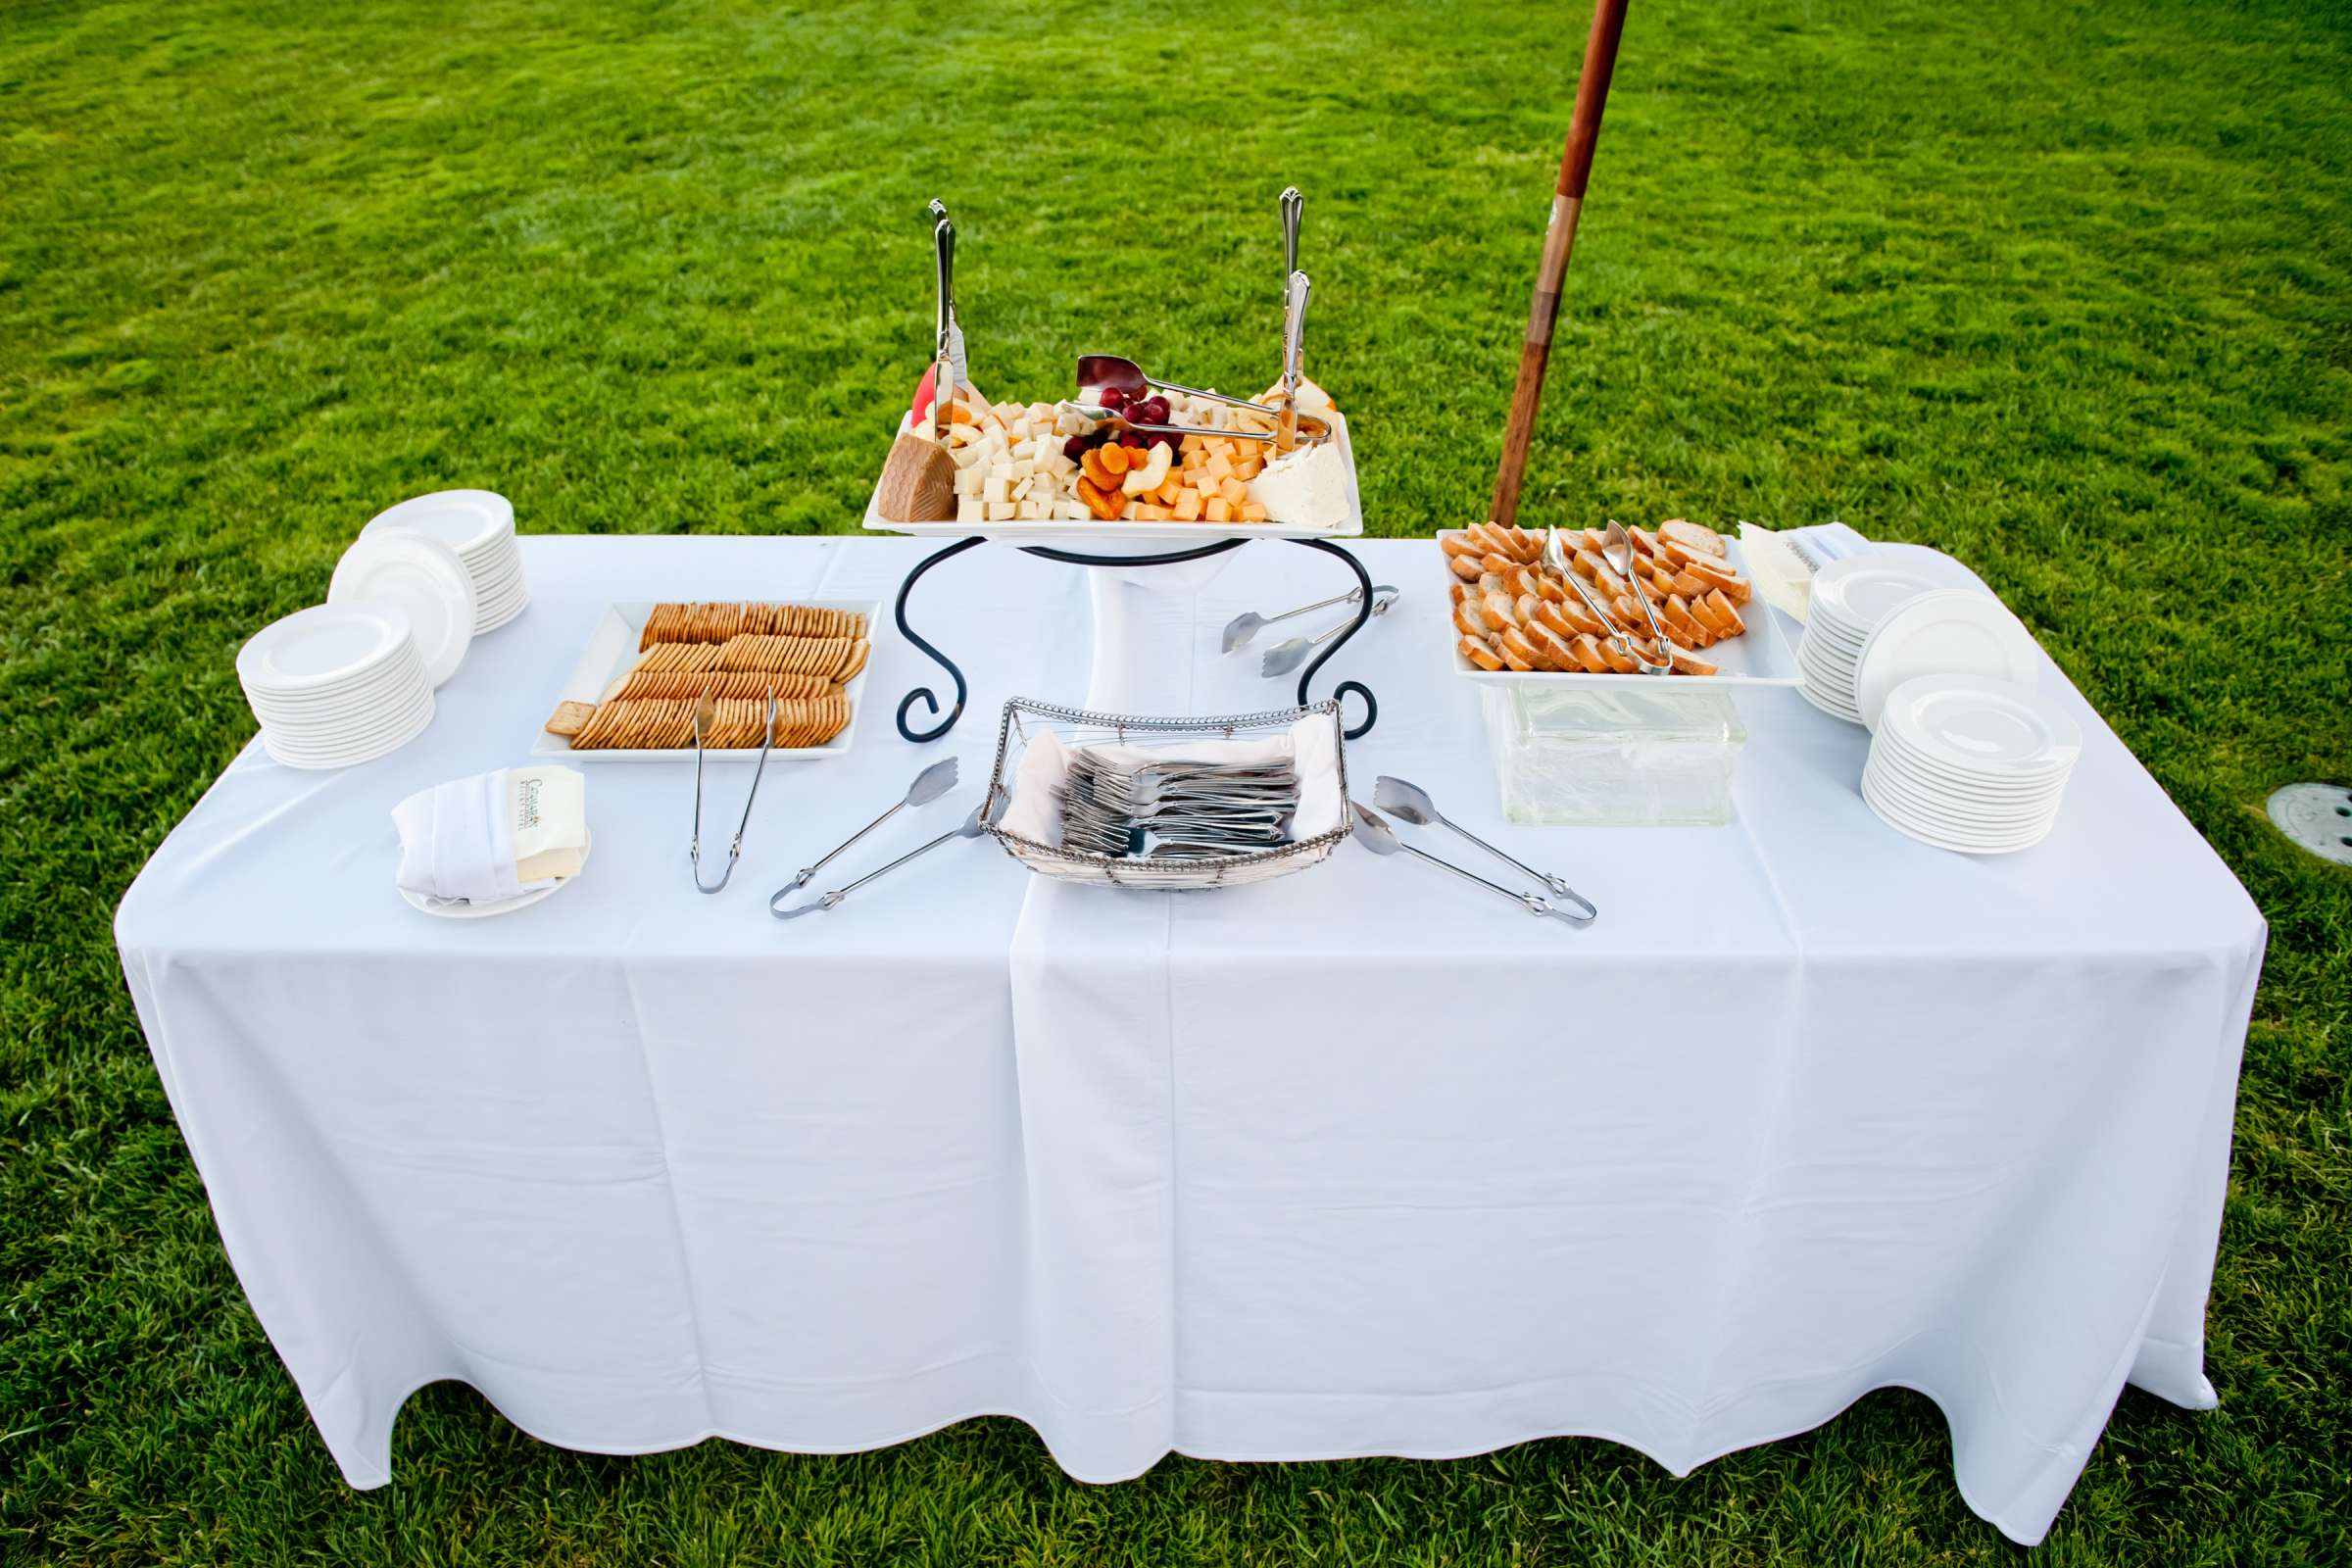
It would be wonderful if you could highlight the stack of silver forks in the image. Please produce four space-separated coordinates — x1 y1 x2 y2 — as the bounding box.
1058 753 1300 860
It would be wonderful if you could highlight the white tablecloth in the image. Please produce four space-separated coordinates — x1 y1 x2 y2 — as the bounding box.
115 536 2263 1545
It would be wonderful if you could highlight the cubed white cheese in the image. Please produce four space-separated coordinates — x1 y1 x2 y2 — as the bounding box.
956 496 982 523
986 500 1016 521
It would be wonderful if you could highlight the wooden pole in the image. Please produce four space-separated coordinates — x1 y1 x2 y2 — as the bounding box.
1489 0 1631 528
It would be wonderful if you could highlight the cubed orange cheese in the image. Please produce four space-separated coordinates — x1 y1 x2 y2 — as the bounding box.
1238 502 1267 522
1172 488 1204 521
1205 497 1232 523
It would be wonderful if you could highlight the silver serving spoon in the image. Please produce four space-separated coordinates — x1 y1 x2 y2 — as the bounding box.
1349 803 1591 925
771 793 1002 920
1373 775 1596 920
1542 525 1667 674
1601 520 1674 673
1222 583 1376 653
782 757 959 892
1259 587 1398 677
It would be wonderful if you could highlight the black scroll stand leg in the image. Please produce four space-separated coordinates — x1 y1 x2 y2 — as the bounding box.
894 536 986 743
1289 537 1379 739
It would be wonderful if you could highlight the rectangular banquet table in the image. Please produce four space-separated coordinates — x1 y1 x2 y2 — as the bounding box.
115 535 2264 1545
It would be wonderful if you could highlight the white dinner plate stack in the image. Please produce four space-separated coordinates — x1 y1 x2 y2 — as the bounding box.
326 530 476 687
362 491 526 632
1861 674 2081 854
1797 554 1984 725
237 603 435 769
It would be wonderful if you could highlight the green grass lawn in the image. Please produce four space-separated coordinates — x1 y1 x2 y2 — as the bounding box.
5 0 2349 1561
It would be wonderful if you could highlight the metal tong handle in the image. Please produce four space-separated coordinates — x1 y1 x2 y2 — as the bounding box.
1302 588 1397 648
792 798 909 890
1278 270 1309 452
1610 521 1677 675
1396 839 1584 925
929 203 956 439
1254 584 1368 634
770 822 963 919
689 698 776 894
1280 186 1302 286
1056 402 1320 447
1134 375 1280 418
1431 812 1597 921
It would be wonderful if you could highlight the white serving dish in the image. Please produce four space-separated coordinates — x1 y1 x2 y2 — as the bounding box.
861 409 1363 556
530 599 881 764
1438 529 1803 688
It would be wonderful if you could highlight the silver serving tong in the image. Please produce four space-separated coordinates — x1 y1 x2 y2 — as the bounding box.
1280 185 1302 295
1258 587 1397 677
928 200 960 439
689 691 777 894
783 757 959 892
1543 525 1670 675
1073 357 1281 423
1223 582 1379 653
1373 775 1596 920
1054 399 1328 449
1601 519 1675 669
1349 802 1592 926
1276 270 1309 452
770 794 1003 919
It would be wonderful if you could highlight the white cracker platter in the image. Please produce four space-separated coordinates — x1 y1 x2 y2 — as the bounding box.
532 599 882 763
1438 530 1804 689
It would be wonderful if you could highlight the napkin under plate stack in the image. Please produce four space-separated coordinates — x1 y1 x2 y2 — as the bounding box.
363 490 527 632
237 603 434 768
1861 674 2080 854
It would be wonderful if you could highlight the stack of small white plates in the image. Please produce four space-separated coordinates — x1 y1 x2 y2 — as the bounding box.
362 491 526 632
1798 555 1977 722
237 603 435 768
327 530 476 687
1862 674 2080 854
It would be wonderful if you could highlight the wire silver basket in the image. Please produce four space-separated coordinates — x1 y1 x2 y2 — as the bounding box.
984 697 1350 890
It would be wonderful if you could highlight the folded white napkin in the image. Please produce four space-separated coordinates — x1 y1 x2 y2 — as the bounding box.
392 768 553 905
1739 521 1876 623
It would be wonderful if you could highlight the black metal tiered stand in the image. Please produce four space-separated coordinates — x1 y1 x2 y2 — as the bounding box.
890 535 1380 744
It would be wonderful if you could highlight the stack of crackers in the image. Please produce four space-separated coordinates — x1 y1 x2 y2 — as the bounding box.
545 601 871 751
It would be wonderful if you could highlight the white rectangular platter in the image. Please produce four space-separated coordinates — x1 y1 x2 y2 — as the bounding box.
862 408 1363 553
531 599 881 763
1439 530 1803 688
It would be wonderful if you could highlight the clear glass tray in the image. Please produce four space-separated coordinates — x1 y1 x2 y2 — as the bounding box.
1481 683 1748 826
